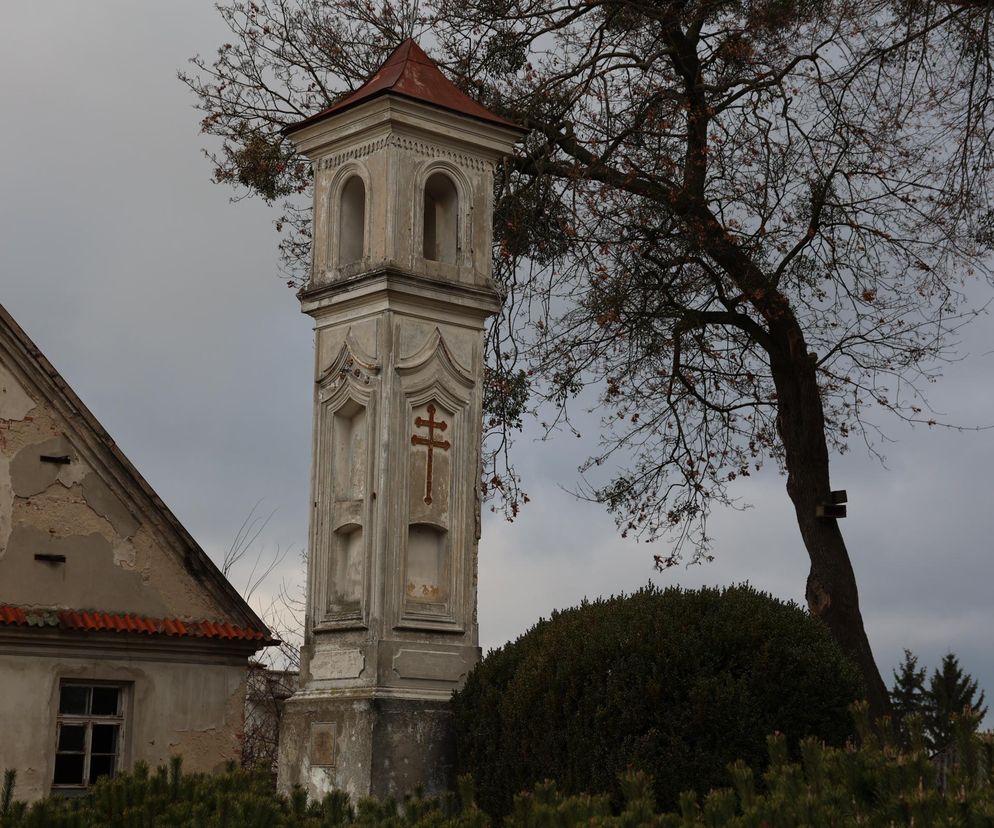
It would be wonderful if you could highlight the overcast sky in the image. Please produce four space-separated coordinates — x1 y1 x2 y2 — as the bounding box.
2 2 991 712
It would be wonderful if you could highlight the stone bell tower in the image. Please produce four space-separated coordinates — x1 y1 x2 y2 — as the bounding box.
276 41 524 800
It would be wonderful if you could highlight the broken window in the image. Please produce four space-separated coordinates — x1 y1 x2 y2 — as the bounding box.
52 682 127 792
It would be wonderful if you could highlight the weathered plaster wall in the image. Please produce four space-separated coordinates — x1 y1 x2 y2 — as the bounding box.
0 358 215 619
0 650 246 802
278 694 453 801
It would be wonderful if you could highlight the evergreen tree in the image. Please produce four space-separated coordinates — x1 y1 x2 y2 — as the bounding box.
891 649 927 721
927 653 988 752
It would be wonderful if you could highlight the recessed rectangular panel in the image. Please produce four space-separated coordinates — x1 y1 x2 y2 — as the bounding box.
310 722 336 767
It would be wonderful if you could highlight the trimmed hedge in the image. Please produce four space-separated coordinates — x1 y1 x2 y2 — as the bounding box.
452 584 864 815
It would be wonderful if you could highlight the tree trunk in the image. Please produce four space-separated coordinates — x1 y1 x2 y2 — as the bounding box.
768 324 892 719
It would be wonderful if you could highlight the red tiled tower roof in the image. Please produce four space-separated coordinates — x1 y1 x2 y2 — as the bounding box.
284 39 523 135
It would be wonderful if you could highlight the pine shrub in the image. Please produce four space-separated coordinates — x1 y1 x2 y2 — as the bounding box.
3 707 994 825
452 584 864 815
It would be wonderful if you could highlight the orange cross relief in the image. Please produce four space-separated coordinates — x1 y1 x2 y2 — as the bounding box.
411 404 450 505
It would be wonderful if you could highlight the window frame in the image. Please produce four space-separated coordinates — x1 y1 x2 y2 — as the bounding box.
52 680 129 793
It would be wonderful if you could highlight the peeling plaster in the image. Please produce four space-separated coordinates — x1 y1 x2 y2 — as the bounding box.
0 525 168 613
10 436 74 498
14 484 117 538
166 675 246 769
0 454 12 558
80 472 139 538
56 458 88 488
0 363 36 422
112 537 139 571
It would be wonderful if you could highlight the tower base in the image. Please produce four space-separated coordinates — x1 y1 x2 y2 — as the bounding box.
277 691 455 802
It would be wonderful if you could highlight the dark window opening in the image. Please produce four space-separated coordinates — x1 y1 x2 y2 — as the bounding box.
53 682 126 791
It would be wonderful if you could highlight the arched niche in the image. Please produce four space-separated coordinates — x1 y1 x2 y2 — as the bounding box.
325 397 368 620
422 172 459 265
404 522 450 614
312 338 380 630
338 175 366 266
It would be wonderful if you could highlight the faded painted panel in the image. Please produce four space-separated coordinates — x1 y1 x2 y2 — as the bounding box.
310 722 337 766
333 404 367 503
404 524 449 613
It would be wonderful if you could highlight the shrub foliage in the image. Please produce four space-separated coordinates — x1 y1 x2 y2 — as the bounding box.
452 584 864 814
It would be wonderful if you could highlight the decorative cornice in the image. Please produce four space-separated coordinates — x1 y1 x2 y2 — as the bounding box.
299 267 502 319
316 137 390 170
314 135 494 174
388 135 492 173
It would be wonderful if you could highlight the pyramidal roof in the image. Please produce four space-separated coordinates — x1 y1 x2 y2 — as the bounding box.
285 39 523 135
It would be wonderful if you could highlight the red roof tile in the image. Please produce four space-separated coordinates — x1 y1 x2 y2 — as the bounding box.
285 38 524 135
0 605 269 643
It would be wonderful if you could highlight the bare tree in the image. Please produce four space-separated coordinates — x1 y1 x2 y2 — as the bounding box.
241 570 305 773
181 0 994 716
222 501 291 603
222 504 304 772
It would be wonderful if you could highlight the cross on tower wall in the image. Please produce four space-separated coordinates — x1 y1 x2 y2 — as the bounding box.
411 404 450 505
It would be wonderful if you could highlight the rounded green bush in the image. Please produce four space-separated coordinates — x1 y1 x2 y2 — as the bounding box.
452 584 863 815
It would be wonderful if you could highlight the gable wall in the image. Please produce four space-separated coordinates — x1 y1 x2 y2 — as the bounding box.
0 347 223 621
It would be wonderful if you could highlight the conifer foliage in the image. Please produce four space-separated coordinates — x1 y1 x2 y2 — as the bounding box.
929 653 989 752
890 650 988 753
890 649 927 723
4 706 994 826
